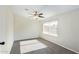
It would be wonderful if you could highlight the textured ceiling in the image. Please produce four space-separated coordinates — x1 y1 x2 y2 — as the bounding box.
11 5 79 19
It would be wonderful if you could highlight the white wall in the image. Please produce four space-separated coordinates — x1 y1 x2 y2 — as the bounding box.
14 15 42 41
0 6 14 54
6 7 14 54
41 9 79 53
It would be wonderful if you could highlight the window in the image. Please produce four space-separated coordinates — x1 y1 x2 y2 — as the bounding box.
43 20 58 37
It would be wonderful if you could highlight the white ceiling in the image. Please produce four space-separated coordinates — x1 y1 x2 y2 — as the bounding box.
11 5 79 19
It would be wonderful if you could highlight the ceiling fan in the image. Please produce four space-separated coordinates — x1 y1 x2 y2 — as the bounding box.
25 8 44 18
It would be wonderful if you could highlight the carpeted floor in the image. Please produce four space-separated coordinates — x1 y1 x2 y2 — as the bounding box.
10 38 76 54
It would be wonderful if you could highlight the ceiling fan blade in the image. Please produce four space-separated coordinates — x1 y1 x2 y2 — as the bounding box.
25 8 29 11
39 15 44 18
39 13 43 15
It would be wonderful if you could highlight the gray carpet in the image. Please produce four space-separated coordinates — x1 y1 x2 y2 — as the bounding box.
10 38 76 54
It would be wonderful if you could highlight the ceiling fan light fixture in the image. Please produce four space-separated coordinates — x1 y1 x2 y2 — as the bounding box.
33 16 39 20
